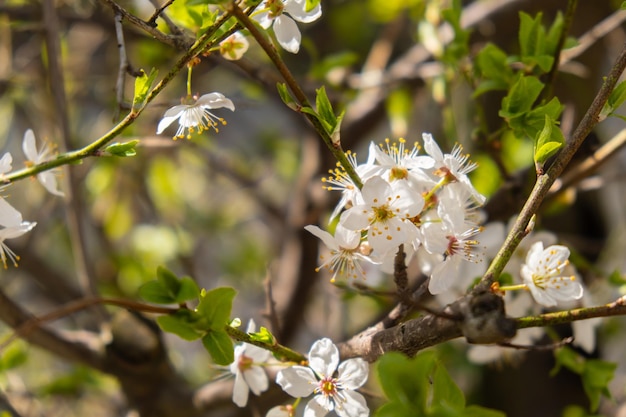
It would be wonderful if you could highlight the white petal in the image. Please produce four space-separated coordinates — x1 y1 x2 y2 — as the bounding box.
361 176 390 206
0 198 24 228
334 224 361 250
337 358 368 390
422 133 444 162
304 397 331 417
276 366 317 397
305 225 339 251
339 206 370 231
274 15 301 53
22 129 38 162
232 372 250 407
37 172 64 197
243 366 269 395
156 114 182 134
428 257 460 295
335 390 369 417
0 153 12 175
285 0 322 23
196 93 235 111
0 222 36 240
308 338 339 377
254 9 274 29
266 405 292 417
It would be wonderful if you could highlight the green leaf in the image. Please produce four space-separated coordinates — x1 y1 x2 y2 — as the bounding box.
522 96 563 136
441 0 470 63
432 361 466 410
582 359 617 411
374 402 415 417
474 43 514 95
156 311 202 341
552 347 584 375
276 83 298 111
519 12 545 59
139 266 200 304
0 340 28 371
132 68 158 110
196 287 237 330
249 326 275 345
601 80 626 119
139 280 177 304
534 114 564 164
545 11 564 54
464 406 506 417
377 351 436 410
105 140 139 157
315 86 338 132
499 75 544 119
202 330 234 365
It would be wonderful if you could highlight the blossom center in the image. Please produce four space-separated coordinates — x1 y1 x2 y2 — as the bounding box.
266 0 285 18
389 166 409 181
317 376 338 397
237 354 254 372
372 204 395 223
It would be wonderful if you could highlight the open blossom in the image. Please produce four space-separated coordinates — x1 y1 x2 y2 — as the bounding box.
305 224 377 282
0 198 36 268
156 93 235 140
219 32 249 61
521 241 583 307
22 129 64 196
255 0 322 53
340 176 423 255
229 320 272 407
276 338 369 417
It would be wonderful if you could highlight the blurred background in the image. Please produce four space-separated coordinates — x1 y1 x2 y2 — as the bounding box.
1 0 626 416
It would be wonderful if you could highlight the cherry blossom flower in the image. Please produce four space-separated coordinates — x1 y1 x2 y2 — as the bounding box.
22 129 64 196
219 32 249 61
255 0 322 53
421 133 485 204
521 241 583 307
0 198 36 268
229 320 272 407
156 93 235 140
276 338 369 417
305 224 377 282
340 176 423 255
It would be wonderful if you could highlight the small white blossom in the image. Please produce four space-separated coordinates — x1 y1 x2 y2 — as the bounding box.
229 320 272 407
521 241 583 307
0 198 36 268
157 93 235 140
255 0 322 53
219 32 249 61
276 338 369 417
340 176 423 255
422 133 485 204
305 224 376 282
22 129 64 196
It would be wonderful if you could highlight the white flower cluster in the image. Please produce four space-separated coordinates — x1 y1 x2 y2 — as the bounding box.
308 133 486 295
1 130 64 268
229 333 369 417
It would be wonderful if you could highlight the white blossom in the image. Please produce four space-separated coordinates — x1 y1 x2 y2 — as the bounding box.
276 338 369 417
22 129 64 196
255 0 322 53
229 320 272 407
156 93 235 139
219 32 249 61
340 176 423 255
0 198 36 268
521 241 583 307
305 224 377 282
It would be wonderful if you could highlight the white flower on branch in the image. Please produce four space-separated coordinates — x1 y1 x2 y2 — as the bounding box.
156 93 235 140
521 241 583 307
276 338 369 417
0 197 36 268
22 129 64 197
255 0 322 54
229 320 272 407
219 32 250 61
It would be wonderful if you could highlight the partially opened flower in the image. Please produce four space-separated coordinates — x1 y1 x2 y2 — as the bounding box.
255 0 322 53
521 241 583 307
229 320 272 407
276 338 369 417
157 93 235 140
219 32 250 61
0 198 36 268
22 129 64 196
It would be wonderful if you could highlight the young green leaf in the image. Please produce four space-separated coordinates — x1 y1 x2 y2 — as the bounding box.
196 287 237 330
534 114 564 164
431 361 466 411
202 330 234 365
156 312 202 341
315 86 338 132
249 326 275 345
600 80 626 119
499 75 544 119
277 83 299 111
132 68 158 110
582 359 617 411
104 140 139 157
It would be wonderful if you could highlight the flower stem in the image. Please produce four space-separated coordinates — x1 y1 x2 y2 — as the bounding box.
224 325 306 363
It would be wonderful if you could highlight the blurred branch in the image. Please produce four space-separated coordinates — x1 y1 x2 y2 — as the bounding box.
517 296 626 328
